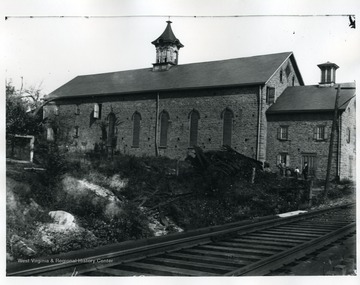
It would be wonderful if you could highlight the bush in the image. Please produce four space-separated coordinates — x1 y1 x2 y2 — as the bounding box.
33 228 99 256
338 178 354 186
83 202 153 244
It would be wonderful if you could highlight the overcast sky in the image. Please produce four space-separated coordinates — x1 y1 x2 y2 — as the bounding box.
1 2 360 285
3 0 360 95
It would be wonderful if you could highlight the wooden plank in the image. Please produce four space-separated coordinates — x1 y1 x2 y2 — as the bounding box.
216 241 289 251
296 222 347 227
261 229 321 238
247 232 312 241
145 257 238 272
225 222 355 276
290 224 340 229
183 248 261 261
200 244 278 255
229 238 298 247
274 226 331 233
96 267 152 276
240 234 305 243
166 252 249 266
123 261 217 276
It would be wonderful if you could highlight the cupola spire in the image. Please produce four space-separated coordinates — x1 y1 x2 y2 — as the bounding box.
152 21 184 71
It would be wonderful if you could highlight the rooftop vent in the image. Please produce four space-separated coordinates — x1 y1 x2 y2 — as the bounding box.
317 62 339 87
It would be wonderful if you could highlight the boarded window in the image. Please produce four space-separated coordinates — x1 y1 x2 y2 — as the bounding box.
222 108 233 146
74 126 79 138
132 112 141 148
75 105 80 115
107 113 116 147
346 127 351 143
266 87 275 104
159 111 170 147
189 110 200 147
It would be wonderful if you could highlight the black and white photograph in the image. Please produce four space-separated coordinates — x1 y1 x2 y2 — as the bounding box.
3 0 359 283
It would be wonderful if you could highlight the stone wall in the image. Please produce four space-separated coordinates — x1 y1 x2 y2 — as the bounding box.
258 57 302 161
44 86 262 160
266 113 338 179
43 55 303 162
339 97 356 180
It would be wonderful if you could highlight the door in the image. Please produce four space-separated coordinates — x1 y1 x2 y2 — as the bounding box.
302 153 317 177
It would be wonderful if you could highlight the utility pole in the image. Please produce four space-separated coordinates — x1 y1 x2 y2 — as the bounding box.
324 84 341 200
155 93 159 157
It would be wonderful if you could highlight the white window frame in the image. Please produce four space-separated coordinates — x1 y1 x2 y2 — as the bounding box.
94 103 100 119
277 126 289 141
314 125 327 141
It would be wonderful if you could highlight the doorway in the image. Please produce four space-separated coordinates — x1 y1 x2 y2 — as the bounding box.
302 153 317 177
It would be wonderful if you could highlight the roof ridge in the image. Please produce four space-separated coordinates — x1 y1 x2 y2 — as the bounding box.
75 52 294 78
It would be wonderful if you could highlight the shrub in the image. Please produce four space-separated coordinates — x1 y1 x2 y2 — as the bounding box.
33 228 99 256
338 178 354 186
84 202 153 244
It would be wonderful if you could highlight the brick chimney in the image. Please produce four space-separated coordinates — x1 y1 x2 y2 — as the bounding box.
318 62 339 87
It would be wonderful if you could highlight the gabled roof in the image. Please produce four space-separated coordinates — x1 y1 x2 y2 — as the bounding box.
48 52 302 100
267 83 356 114
151 21 184 48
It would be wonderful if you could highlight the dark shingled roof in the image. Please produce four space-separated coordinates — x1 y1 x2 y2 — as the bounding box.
267 83 356 114
151 21 184 48
48 52 302 99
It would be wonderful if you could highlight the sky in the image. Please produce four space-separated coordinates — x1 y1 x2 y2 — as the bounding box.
2 0 360 96
1 1 360 285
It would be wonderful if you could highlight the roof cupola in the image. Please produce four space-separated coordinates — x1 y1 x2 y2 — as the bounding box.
152 21 184 71
318 61 339 87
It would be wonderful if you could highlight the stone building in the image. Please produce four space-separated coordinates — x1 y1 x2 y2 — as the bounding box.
266 63 356 180
43 21 355 180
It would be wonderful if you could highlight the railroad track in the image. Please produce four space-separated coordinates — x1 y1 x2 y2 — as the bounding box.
7 203 355 276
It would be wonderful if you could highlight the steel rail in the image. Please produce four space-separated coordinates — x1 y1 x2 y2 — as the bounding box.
7 203 355 276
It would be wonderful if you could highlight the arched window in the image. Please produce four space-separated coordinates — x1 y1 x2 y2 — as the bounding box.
280 70 283 83
159 111 170 147
221 108 234 147
346 127 351 143
189 109 200 147
132 111 141 148
94 103 102 119
107 112 116 147
75 104 80 115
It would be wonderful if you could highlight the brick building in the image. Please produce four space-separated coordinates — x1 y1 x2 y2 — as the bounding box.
43 21 355 180
266 63 356 180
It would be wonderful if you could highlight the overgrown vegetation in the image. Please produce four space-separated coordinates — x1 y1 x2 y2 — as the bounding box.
6 81 44 137
7 140 355 260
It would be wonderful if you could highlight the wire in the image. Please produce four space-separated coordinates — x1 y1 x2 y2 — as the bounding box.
5 14 355 20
